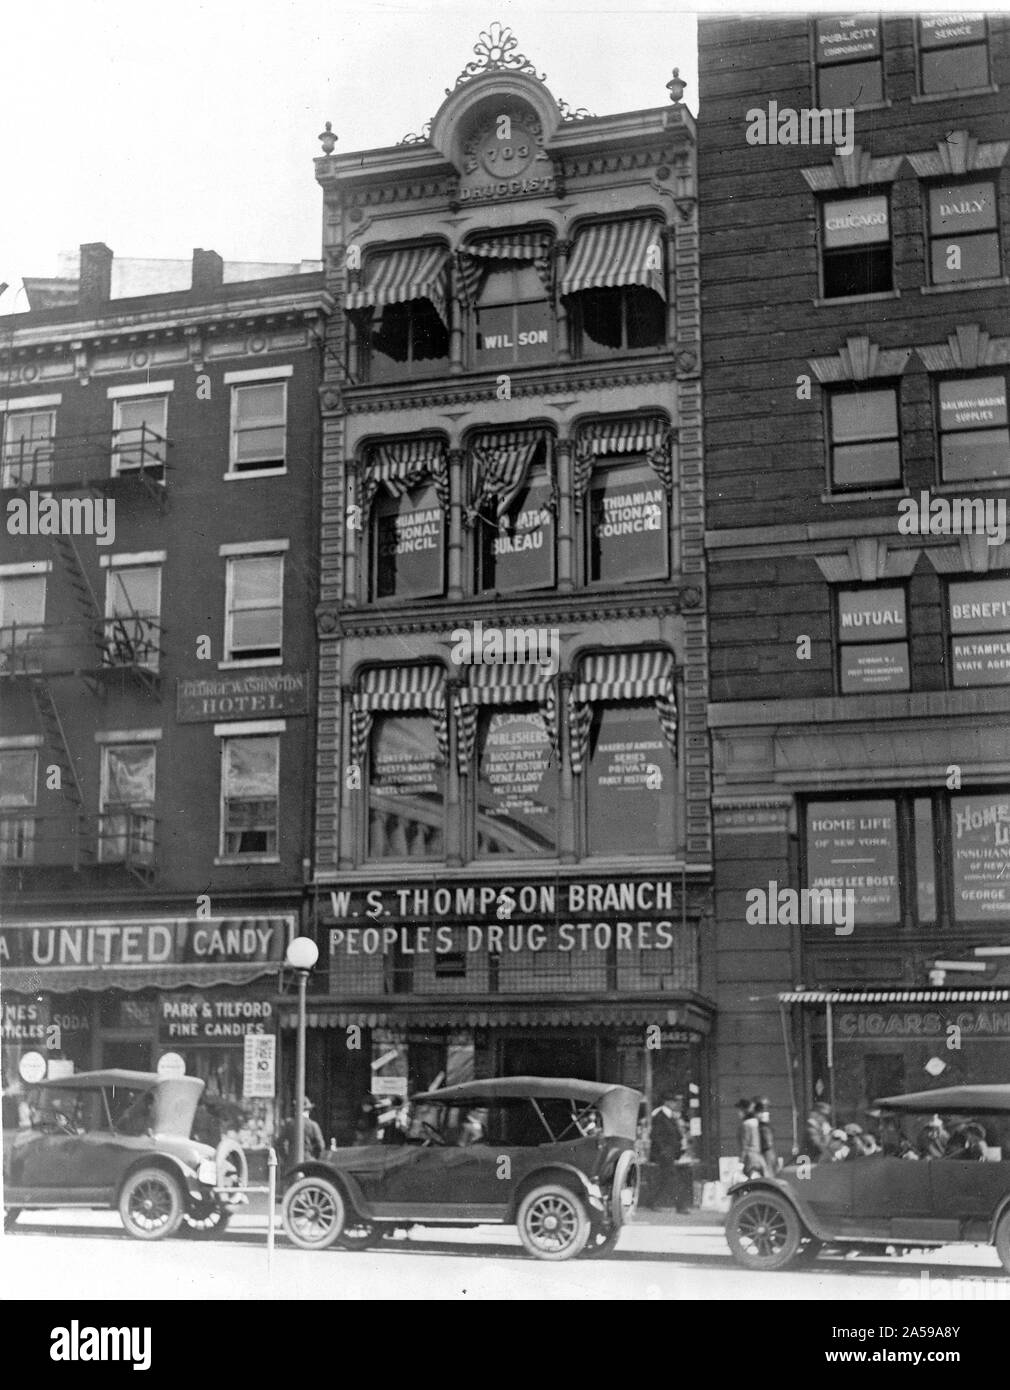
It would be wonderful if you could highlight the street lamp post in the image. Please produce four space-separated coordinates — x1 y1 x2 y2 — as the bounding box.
285 935 320 1164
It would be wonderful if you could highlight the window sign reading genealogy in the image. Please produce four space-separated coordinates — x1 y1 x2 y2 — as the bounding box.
806 800 900 924
374 484 444 600
476 709 557 856
952 793 1010 920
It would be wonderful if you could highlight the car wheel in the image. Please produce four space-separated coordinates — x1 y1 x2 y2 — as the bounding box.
516 1184 591 1261
4 1208 21 1232
216 1138 248 1199
726 1192 802 1271
182 1194 232 1238
283 1175 347 1251
119 1168 185 1241
582 1226 621 1258
994 1210 1010 1274
793 1237 824 1264
610 1150 640 1228
337 1218 378 1251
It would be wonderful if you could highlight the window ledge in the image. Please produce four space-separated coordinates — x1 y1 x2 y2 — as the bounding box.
218 657 284 669
224 468 288 481
813 290 901 308
841 99 893 114
934 479 1010 494
911 85 999 104
821 487 908 504
921 277 1010 296
214 855 281 866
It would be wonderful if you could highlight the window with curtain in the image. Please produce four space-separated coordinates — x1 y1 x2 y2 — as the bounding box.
0 748 38 865
105 565 161 671
221 736 279 857
475 447 555 594
100 744 156 865
229 382 287 473
225 555 283 662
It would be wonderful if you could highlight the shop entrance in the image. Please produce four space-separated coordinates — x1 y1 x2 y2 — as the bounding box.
101 1038 155 1071
499 1035 597 1080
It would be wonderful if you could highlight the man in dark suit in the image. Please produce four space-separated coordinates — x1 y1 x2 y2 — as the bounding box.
650 1093 685 1210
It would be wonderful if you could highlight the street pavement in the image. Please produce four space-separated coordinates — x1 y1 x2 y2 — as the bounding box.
2 1206 1009 1300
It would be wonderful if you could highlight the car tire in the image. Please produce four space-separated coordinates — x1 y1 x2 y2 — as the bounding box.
283 1175 347 1251
793 1237 824 1265
181 1196 232 1238
337 1218 378 1251
582 1226 622 1258
994 1210 1010 1274
216 1138 248 1196
119 1167 185 1241
726 1191 803 1271
610 1150 641 1228
516 1184 591 1261
4 1208 21 1232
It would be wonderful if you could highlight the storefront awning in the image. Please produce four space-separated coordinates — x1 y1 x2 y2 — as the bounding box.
561 219 666 300
573 649 674 703
467 427 552 520
0 963 280 995
351 665 448 765
281 999 710 1032
780 990 1010 1004
346 244 449 326
456 232 553 304
573 417 673 503
360 437 449 512
454 665 557 776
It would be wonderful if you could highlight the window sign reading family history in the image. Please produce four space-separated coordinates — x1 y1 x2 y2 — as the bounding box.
837 588 909 692
952 793 1010 921
949 577 1010 686
476 709 558 856
368 715 444 860
479 472 555 592
806 800 900 924
374 484 444 600
587 704 675 856
588 462 668 583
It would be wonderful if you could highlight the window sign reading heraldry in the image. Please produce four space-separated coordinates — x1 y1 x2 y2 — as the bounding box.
806 800 900 924
952 793 1010 920
476 709 558 856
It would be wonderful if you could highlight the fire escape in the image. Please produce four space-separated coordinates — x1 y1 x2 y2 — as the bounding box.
1 424 169 885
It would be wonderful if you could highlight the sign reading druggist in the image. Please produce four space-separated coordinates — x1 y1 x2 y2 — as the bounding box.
815 14 881 62
822 195 889 249
837 589 909 692
950 578 1010 686
951 793 1010 920
806 800 900 924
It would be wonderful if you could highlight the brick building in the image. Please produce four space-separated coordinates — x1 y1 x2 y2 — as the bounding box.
1 243 329 1157
699 13 1010 1156
299 25 714 1151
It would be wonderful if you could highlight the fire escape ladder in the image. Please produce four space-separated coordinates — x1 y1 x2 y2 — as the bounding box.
51 533 104 633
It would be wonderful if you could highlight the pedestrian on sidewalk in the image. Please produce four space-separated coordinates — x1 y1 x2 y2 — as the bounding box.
737 1098 766 1178
649 1093 684 1208
754 1097 779 1174
804 1100 832 1160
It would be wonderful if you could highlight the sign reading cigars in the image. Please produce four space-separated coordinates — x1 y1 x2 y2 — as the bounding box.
176 670 308 722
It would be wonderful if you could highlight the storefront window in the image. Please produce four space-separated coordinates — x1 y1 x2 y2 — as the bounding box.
927 180 1000 285
476 459 555 593
586 702 675 856
937 374 1010 482
814 14 884 107
821 194 892 298
836 587 909 692
806 799 900 924
474 264 551 368
371 482 444 600
220 735 279 858
475 706 558 857
367 714 444 860
949 576 1010 687
919 14 990 94
0 748 37 865
951 792 1010 922
828 386 901 490
586 461 668 582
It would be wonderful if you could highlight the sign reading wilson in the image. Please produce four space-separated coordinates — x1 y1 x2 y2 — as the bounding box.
176 670 309 722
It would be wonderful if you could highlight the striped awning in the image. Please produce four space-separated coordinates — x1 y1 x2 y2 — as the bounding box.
456 232 553 304
569 650 677 775
454 665 558 776
282 1001 704 1031
561 220 666 300
351 665 448 764
573 416 674 503
468 427 552 520
361 438 449 512
0 964 279 995
780 990 1010 1005
346 244 449 326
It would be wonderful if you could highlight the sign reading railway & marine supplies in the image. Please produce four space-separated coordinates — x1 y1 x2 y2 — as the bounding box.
176 671 309 722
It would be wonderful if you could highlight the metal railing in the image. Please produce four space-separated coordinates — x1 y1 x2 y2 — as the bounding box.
0 811 91 870
96 808 158 869
0 619 164 679
0 423 170 491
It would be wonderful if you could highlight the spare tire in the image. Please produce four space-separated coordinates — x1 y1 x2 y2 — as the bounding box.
215 1138 248 1200
610 1150 641 1228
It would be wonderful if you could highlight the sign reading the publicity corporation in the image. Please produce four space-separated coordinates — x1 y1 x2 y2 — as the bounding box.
176 671 308 722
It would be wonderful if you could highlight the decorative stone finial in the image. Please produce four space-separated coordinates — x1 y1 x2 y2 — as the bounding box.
318 121 337 155
667 68 686 104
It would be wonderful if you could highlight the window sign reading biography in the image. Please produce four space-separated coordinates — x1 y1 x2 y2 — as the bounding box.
952 794 1010 920
476 708 557 856
837 588 909 692
374 484 444 600
588 462 668 583
950 578 1010 686
807 799 899 924
587 704 674 856
368 715 444 860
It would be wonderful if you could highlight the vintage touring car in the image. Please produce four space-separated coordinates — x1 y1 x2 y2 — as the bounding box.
726 1084 1010 1272
281 1077 642 1260
3 1069 242 1239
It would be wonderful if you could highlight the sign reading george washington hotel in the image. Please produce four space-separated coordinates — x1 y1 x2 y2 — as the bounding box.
176 671 308 722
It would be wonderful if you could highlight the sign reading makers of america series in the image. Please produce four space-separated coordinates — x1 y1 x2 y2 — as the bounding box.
176 670 309 722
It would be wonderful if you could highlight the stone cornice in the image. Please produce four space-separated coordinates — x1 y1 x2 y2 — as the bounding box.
917 323 1010 373
800 147 903 192
708 687 1010 729
809 334 913 383
906 130 1010 178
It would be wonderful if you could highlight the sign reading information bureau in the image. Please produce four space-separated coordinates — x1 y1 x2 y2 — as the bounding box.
176 670 308 722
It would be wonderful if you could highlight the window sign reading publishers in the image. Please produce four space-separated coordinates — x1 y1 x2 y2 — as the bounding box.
952 793 1010 920
807 799 900 924
476 708 557 856
950 578 1010 686
837 588 909 692
374 483 444 600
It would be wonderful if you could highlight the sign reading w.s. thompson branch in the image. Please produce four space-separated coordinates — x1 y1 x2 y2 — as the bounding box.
176 670 308 722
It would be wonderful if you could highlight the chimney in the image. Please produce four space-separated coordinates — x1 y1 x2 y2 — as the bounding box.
78 243 113 311
191 248 224 295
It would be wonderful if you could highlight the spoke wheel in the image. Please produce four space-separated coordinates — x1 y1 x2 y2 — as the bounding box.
338 1219 379 1250
182 1194 231 1238
582 1226 622 1258
516 1185 590 1262
283 1176 346 1251
726 1192 802 1271
119 1168 184 1241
